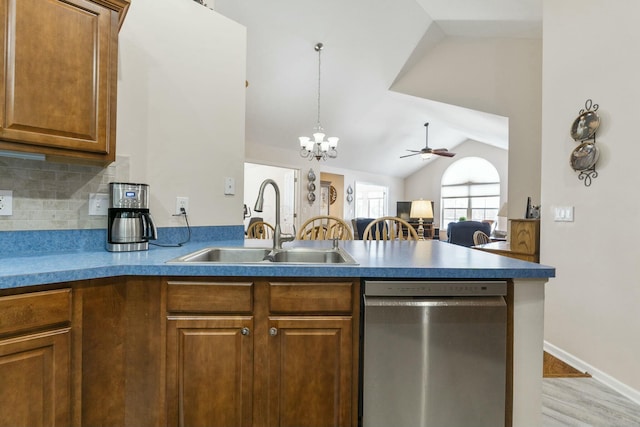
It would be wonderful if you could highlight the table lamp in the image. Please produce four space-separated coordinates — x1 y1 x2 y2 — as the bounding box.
495 202 508 238
410 199 433 240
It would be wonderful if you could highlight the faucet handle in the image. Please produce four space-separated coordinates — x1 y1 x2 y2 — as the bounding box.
281 225 296 242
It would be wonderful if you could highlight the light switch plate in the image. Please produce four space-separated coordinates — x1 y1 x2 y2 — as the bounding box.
224 177 235 195
89 193 109 216
554 206 574 222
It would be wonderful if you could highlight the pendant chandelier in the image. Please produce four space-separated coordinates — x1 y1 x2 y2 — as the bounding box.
299 43 339 161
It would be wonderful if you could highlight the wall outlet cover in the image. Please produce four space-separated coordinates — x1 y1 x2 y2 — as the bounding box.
89 193 109 216
0 189 13 216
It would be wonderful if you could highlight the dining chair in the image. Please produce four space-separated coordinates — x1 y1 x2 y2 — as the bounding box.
473 230 491 245
246 221 275 239
297 215 354 240
362 216 419 241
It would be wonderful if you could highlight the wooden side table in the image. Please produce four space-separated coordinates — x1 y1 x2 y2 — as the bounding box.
473 219 540 262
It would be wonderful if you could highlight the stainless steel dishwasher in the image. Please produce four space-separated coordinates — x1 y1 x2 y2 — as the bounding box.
361 280 507 427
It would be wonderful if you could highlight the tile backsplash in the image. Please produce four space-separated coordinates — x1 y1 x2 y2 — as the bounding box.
0 155 129 231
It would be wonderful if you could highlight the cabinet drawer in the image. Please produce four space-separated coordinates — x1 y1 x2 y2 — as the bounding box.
167 281 253 313
269 282 353 314
0 289 71 336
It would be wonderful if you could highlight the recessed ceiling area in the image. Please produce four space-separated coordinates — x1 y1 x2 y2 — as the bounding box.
214 0 541 178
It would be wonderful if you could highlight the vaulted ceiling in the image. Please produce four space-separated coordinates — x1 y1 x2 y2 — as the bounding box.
214 0 541 178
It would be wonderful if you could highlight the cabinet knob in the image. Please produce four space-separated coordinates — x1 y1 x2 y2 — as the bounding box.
241 327 250 336
269 327 278 336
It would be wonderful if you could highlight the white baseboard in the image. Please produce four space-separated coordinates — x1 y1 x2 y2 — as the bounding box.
544 341 640 406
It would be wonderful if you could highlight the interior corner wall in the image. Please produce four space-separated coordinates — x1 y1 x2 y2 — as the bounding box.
117 0 246 227
542 0 640 394
392 36 542 221
404 140 508 228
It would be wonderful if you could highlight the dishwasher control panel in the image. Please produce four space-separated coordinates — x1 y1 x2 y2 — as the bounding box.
364 280 507 297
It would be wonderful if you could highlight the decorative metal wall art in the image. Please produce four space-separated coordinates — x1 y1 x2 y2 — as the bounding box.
346 185 353 204
569 99 600 186
307 169 316 204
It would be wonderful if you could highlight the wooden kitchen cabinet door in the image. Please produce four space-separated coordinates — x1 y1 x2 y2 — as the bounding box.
267 316 353 427
0 328 71 427
0 0 128 165
166 316 254 427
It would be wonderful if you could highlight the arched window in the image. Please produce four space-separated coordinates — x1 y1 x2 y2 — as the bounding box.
440 157 501 230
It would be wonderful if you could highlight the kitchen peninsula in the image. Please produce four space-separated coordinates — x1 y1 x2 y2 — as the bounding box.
0 232 554 427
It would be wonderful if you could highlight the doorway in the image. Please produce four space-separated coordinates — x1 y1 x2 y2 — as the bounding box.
244 163 298 234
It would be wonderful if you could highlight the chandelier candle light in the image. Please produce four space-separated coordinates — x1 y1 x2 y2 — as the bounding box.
299 43 339 161
410 199 434 240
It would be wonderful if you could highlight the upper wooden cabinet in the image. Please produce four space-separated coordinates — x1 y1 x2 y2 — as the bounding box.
0 0 130 165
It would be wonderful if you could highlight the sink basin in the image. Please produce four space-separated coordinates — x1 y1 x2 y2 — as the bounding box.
267 248 357 264
167 247 357 265
169 247 272 263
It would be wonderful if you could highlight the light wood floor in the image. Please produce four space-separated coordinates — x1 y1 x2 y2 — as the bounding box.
541 352 640 425
542 377 640 425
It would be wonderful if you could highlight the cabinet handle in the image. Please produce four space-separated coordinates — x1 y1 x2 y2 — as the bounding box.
241 327 250 336
269 327 278 336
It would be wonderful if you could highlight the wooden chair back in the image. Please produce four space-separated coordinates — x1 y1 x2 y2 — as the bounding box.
246 221 275 239
297 215 354 240
362 216 419 241
473 230 491 245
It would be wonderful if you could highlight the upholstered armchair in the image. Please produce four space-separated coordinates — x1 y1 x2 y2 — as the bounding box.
446 221 492 247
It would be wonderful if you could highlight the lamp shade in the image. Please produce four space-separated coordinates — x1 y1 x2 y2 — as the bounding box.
410 199 433 219
498 202 508 217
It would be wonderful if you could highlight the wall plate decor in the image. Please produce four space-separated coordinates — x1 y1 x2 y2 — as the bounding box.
570 99 600 186
329 185 337 205
307 169 316 204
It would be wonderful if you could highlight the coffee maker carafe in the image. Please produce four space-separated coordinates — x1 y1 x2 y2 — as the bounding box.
107 182 157 252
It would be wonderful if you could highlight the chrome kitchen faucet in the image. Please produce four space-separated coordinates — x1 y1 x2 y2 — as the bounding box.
254 179 295 250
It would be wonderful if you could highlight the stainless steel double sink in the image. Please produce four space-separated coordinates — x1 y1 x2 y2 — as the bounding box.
167 246 358 265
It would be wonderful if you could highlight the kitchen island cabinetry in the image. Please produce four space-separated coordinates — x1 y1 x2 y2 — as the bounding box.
165 279 359 427
166 281 255 427
0 0 129 165
0 289 71 427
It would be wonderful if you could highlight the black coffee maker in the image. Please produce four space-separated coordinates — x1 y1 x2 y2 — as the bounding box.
107 182 157 252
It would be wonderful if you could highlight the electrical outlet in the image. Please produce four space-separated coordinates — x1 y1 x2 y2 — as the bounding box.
88 193 109 216
175 197 189 215
0 190 13 216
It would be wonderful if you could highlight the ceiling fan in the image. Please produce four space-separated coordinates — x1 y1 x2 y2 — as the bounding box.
400 123 456 159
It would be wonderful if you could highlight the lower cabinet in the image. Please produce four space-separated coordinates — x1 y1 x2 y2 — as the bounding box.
165 279 359 427
0 289 72 427
166 316 254 427
267 316 353 427
0 277 358 427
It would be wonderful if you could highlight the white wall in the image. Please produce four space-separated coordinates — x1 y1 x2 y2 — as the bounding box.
117 0 246 227
542 0 640 396
404 139 508 228
392 36 542 219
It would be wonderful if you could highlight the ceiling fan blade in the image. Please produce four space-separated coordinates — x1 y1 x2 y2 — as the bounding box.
404 149 422 153
400 152 421 158
433 149 456 157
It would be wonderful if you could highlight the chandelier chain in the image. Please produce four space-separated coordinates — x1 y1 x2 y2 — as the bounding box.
298 42 338 161
316 44 322 129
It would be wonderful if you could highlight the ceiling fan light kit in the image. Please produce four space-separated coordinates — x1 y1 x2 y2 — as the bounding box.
299 43 339 161
401 122 456 160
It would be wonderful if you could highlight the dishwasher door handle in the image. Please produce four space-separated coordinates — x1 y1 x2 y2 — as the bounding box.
364 295 506 308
